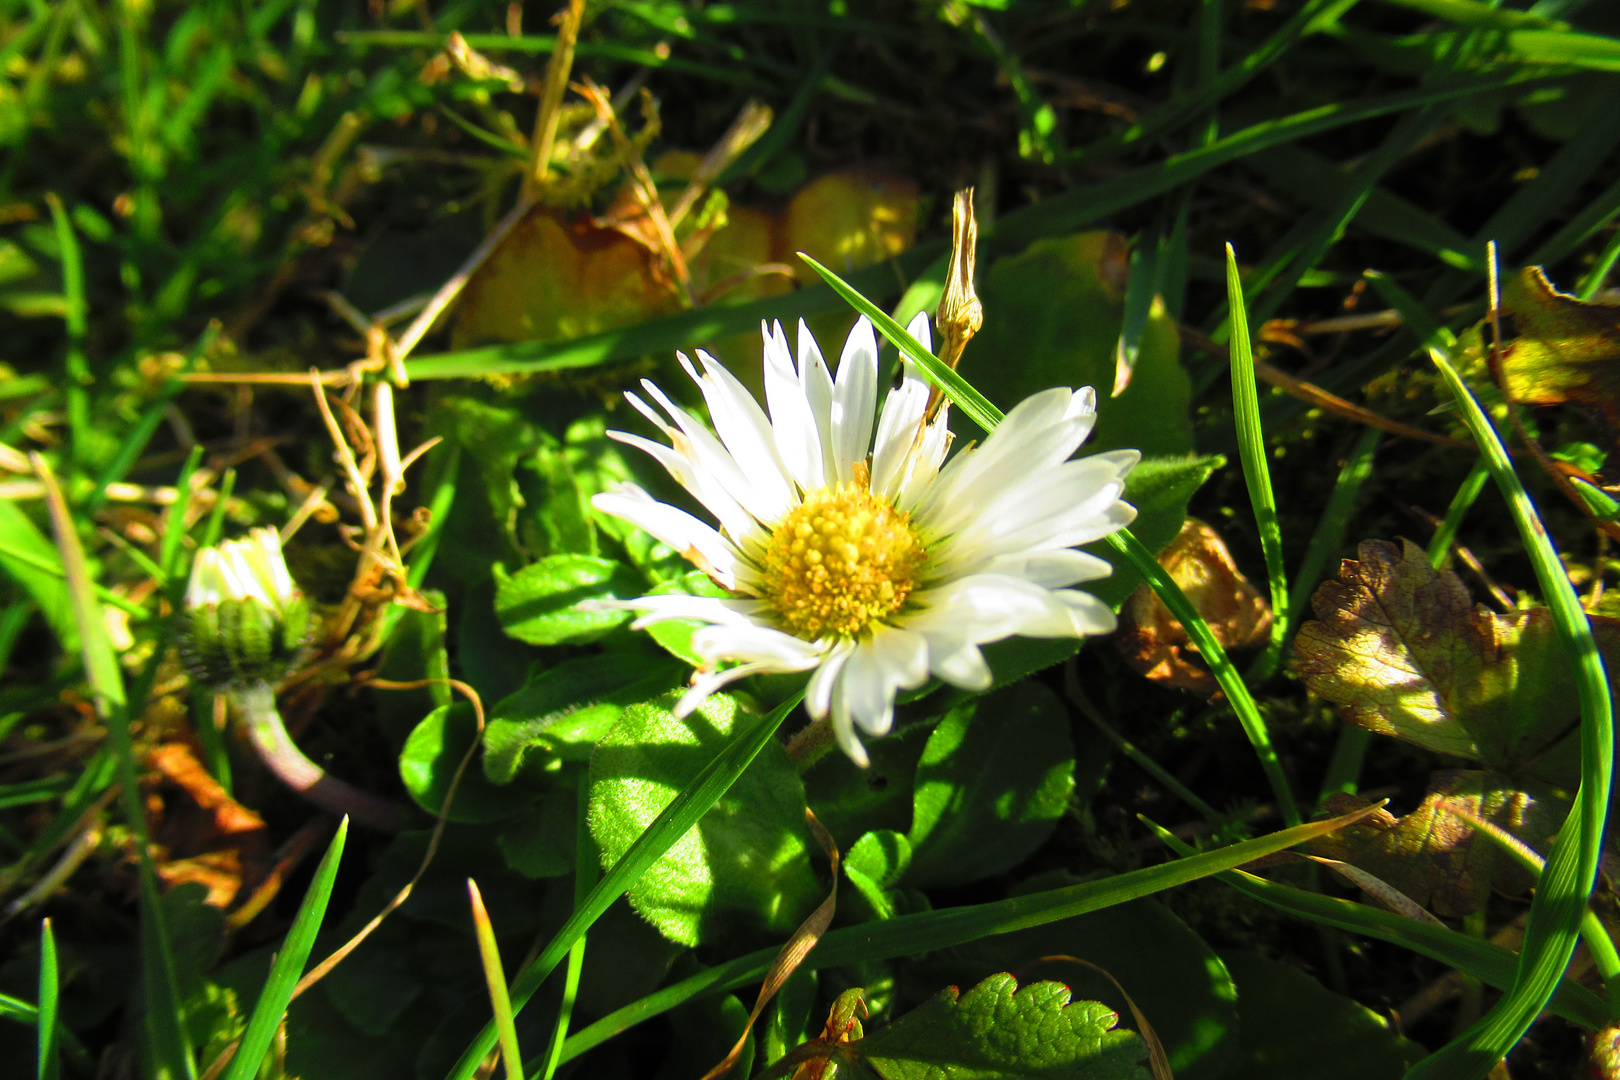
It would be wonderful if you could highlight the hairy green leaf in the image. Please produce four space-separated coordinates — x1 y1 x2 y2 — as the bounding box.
494 555 642 646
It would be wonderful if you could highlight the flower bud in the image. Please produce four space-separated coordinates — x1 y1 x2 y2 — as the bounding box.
179 528 312 687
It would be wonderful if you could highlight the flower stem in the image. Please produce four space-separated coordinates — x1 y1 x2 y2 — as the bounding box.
229 683 404 831
785 715 837 773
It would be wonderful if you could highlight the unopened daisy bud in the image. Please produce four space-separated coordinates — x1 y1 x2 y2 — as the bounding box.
179 528 312 688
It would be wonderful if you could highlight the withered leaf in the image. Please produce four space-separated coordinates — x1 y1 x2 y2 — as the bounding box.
1305 771 1564 919
1293 538 1593 775
1499 266 1620 424
1116 517 1272 696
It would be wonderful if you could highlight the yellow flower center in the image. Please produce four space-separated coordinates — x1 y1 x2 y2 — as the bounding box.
758 480 927 641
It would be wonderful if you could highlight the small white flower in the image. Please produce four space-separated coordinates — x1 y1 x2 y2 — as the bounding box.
593 315 1138 766
186 527 300 613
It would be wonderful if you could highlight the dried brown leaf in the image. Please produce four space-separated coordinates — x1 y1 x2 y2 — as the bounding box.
1499 266 1620 424
1117 517 1272 695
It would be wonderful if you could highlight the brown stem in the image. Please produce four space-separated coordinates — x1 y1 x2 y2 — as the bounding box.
785 715 838 774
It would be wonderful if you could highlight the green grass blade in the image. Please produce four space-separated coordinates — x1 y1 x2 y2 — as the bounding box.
467 880 523 1080
1113 232 1161 396
223 818 349 1080
796 255 1004 432
441 693 804 1080
1374 0 1556 28
1528 173 1620 270
1409 350 1614 1077
199 468 235 551
35 457 194 1080
1286 427 1381 644
557 806 1385 1062
1106 529 1301 825
1427 458 1491 568
1146 825 1609 1030
43 195 88 470
1507 28 1620 70
535 777 596 1080
1224 246 1290 682
37 918 58 1080
159 446 204 584
1578 225 1620 299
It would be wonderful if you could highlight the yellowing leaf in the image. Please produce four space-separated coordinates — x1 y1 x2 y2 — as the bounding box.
1305 770 1565 918
1500 266 1620 422
1293 538 1599 774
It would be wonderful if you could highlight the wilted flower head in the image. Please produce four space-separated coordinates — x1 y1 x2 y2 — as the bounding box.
593 315 1138 766
180 527 312 688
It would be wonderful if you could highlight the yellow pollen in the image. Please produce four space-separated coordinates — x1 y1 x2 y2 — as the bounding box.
758 481 927 641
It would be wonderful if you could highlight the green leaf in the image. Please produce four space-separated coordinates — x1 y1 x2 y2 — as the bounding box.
845 830 913 920
494 555 642 646
372 590 450 749
427 395 544 559
803 718 932 846
1219 952 1424 1080
851 973 1147 1080
905 897 1237 1080
400 703 538 823
969 231 1192 458
906 683 1075 890
497 772 579 879
587 692 822 946
483 652 684 782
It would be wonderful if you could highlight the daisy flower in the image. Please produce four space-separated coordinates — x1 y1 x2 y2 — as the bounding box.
593 314 1139 766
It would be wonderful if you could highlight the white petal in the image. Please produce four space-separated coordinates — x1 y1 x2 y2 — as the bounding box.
1054 588 1118 635
805 638 855 720
591 484 741 587
618 594 766 630
797 320 837 482
186 548 227 609
836 626 928 737
904 310 932 354
605 429 755 543
869 364 929 500
676 661 777 718
830 317 878 483
829 688 869 769
763 322 824 491
978 548 1114 588
683 352 795 521
691 622 825 670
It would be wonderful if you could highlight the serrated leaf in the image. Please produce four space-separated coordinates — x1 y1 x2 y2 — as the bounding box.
1305 770 1566 918
906 683 1075 890
494 554 642 645
905 897 1237 1080
587 692 822 946
483 651 684 782
1293 538 1611 773
851 973 1147 1080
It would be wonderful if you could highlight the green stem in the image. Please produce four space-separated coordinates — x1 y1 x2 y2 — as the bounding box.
1106 530 1301 826
229 683 403 831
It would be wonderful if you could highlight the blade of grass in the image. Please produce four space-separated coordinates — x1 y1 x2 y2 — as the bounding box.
223 818 348 1080
1428 458 1491 569
467 879 523 1080
537 776 595 1080
803 255 1302 825
1286 427 1381 644
0 497 80 647
1144 823 1610 1030
1577 225 1620 299
442 692 805 1080
32 454 194 1080
159 446 204 584
43 196 88 472
1409 349 1613 1077
558 802 1388 1062
199 468 235 550
1113 231 1162 396
37 917 58 1080
1224 245 1290 683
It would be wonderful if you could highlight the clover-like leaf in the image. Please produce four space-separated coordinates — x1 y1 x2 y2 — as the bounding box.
1304 770 1566 918
1293 538 1604 774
